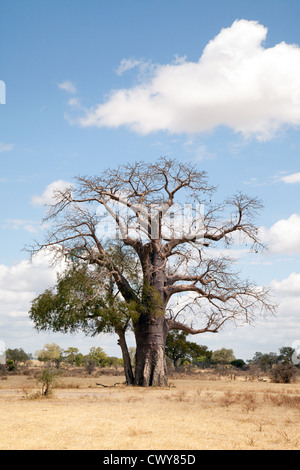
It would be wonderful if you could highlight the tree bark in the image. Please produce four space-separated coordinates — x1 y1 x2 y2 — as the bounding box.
116 329 135 385
134 314 169 386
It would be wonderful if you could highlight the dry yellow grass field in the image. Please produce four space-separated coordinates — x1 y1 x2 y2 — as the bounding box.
0 373 299 450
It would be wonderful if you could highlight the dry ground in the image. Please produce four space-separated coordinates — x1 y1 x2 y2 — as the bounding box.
0 373 299 450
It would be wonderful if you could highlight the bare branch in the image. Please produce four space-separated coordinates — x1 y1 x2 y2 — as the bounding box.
167 319 219 334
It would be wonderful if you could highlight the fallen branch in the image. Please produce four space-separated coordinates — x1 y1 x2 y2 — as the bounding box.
96 382 124 388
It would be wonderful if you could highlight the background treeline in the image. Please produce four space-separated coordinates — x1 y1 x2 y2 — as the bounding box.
3 344 123 372
1 330 299 384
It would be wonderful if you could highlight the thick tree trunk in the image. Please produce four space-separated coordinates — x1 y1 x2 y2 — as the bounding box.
132 242 169 386
116 329 135 385
134 314 169 387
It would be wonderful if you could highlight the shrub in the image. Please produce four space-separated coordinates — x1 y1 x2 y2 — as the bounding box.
36 368 59 396
270 363 297 384
231 359 246 369
6 359 15 372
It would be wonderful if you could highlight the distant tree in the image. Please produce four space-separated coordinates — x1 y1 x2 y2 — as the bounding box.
230 359 246 369
64 347 84 366
165 331 190 369
212 348 236 365
251 351 279 371
5 348 31 366
165 330 211 368
85 347 107 367
278 347 295 364
104 356 123 367
36 343 64 369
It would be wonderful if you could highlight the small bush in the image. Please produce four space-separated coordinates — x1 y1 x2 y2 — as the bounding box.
270 363 297 384
6 359 15 372
36 368 59 396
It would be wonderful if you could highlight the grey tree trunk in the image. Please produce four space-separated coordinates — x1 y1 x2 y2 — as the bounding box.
134 314 169 386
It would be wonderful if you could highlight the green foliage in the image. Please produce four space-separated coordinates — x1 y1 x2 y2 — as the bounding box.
6 359 15 372
30 263 107 335
85 347 108 367
250 351 279 371
35 343 64 368
166 330 212 368
278 347 295 364
211 348 236 365
64 347 84 366
29 256 139 337
230 359 246 369
5 348 31 365
36 367 59 396
141 282 164 317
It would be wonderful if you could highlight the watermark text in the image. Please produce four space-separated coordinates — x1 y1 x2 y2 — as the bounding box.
0 341 6 364
0 80 6 104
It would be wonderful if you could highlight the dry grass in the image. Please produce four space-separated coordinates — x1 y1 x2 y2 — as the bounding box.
0 374 299 450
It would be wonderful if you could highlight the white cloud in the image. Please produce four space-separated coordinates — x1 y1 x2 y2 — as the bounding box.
58 80 77 94
183 139 216 161
76 20 300 140
0 141 14 152
282 172 300 184
0 251 68 351
270 272 300 297
116 58 144 75
3 219 40 234
31 180 73 206
260 214 300 254
0 250 124 355
67 97 82 108
0 251 66 324
116 57 155 77
0 251 62 296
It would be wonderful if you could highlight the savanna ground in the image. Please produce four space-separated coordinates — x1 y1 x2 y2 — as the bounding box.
0 370 299 450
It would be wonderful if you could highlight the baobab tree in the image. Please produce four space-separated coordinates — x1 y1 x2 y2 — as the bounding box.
30 158 275 386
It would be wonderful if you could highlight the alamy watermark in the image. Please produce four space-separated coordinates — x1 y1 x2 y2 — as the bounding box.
292 340 300 365
0 340 6 365
0 80 6 104
96 199 205 243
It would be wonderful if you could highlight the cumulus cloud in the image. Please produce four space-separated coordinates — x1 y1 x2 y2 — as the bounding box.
270 272 300 297
0 141 14 152
76 20 300 140
3 219 40 234
31 180 73 206
0 251 65 296
116 58 146 75
0 251 65 328
58 80 77 94
67 97 82 108
282 172 300 184
260 214 300 254
0 251 68 350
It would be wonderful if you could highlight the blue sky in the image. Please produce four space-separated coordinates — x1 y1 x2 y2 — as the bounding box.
1 0 300 360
